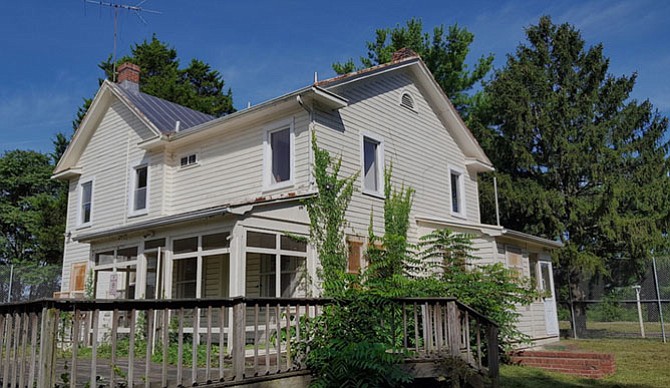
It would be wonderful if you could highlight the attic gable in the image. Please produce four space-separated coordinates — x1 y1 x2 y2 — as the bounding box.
317 56 493 172
57 82 214 176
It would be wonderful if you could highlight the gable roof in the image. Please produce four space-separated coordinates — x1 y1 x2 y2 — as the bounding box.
54 54 493 178
53 80 215 178
316 56 493 171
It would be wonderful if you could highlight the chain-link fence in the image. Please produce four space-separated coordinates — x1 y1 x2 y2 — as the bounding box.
558 257 670 341
0 263 61 303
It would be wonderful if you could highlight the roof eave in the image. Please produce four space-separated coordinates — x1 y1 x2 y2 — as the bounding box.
162 86 346 146
51 167 82 181
465 158 495 173
501 229 564 249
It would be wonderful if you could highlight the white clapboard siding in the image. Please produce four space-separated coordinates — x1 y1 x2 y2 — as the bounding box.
74 100 161 231
61 100 161 290
315 69 480 241
168 110 310 214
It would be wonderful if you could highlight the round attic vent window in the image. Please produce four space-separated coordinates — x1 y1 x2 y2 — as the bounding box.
400 92 416 111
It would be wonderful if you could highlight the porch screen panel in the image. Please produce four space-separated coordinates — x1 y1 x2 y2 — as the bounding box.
173 258 197 298
280 256 305 297
202 254 229 298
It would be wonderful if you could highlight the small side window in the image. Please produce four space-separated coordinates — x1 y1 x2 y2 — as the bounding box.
132 165 148 213
80 180 93 225
361 134 384 195
180 154 198 167
449 167 466 218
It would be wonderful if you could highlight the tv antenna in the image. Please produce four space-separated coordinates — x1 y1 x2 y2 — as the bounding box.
84 1 161 81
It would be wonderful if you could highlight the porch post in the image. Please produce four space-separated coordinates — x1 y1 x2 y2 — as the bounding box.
37 306 58 388
446 301 461 357
487 325 500 388
232 297 246 380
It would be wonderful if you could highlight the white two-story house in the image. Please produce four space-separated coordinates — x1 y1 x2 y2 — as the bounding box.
54 52 560 345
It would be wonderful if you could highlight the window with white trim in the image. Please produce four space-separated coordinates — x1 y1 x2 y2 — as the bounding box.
245 231 307 298
264 120 294 189
79 180 93 225
449 167 465 217
92 246 138 299
180 154 197 167
171 232 231 299
362 135 383 194
131 165 148 214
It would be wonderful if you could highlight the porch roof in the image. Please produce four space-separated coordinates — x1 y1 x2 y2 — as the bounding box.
72 191 315 243
415 215 563 249
73 204 231 243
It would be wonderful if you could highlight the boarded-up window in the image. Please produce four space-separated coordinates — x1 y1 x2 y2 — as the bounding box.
506 246 524 278
70 263 87 291
347 239 364 274
529 253 539 289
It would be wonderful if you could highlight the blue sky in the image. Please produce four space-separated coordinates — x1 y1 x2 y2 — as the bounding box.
1 0 669 154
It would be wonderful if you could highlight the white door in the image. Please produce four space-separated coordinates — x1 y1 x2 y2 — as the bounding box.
541 262 559 336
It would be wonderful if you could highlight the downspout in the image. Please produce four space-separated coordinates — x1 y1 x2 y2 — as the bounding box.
297 95 315 190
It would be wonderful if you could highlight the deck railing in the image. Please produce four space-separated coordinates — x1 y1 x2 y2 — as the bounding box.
0 297 498 387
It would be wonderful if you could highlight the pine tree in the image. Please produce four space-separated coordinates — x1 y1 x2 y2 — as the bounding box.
100 35 235 117
472 16 670 335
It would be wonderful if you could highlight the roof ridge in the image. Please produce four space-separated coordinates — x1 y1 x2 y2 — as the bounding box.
315 54 421 88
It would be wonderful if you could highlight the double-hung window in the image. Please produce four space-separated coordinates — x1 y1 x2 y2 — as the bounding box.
264 119 294 189
361 134 384 195
131 165 148 214
79 180 93 226
449 167 466 218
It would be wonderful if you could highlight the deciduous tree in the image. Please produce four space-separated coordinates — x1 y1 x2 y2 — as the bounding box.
333 18 493 117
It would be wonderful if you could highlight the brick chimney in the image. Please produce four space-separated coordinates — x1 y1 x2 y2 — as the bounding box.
117 62 140 92
392 47 418 62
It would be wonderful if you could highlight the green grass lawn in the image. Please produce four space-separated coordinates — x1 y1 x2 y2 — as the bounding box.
501 339 670 388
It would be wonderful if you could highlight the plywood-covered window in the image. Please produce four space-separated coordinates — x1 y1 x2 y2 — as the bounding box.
347 237 365 274
506 246 524 279
70 262 87 292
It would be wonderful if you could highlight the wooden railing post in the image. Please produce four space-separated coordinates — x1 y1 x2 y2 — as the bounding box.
37 307 58 388
446 301 461 358
487 324 500 388
232 298 246 380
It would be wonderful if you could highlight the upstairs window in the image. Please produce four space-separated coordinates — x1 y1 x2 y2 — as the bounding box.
270 128 290 183
449 167 466 217
80 180 93 225
180 154 197 167
264 119 294 189
131 165 148 214
362 134 384 195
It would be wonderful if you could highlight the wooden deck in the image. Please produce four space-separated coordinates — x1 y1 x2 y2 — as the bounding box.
0 297 499 387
